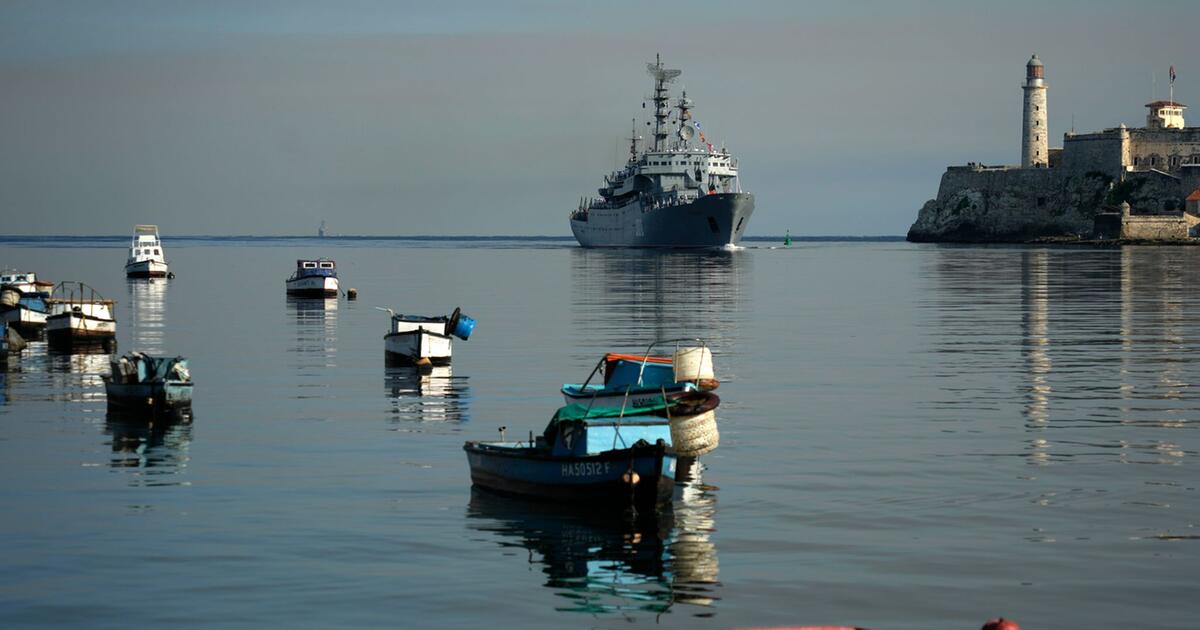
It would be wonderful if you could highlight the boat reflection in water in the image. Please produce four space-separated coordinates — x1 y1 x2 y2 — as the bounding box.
466 473 719 618
127 277 168 355
104 408 193 485
384 365 470 424
568 248 748 375
288 298 338 389
46 350 110 404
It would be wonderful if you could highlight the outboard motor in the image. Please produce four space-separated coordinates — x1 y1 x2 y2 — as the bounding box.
444 307 476 341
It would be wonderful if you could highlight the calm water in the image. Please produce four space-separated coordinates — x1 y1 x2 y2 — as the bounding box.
1 238 1197 629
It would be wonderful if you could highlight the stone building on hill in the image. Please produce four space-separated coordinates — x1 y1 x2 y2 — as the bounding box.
909 56 1200 242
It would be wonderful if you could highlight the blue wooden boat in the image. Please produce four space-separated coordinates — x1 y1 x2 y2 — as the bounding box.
464 400 687 507
103 352 194 414
560 339 719 410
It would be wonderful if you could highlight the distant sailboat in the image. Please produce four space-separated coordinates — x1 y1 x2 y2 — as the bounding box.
318 221 327 238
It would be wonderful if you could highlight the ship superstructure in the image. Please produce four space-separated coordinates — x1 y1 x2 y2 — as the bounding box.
569 55 754 248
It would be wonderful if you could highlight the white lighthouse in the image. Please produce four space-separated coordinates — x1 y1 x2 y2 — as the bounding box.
1022 55 1048 168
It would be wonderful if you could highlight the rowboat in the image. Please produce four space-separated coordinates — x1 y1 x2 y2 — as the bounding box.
381 306 476 366
463 391 718 508
561 339 720 410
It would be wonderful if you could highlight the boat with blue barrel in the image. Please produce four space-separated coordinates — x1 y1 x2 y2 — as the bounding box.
285 259 339 298
381 306 475 367
561 340 720 410
463 390 719 508
104 352 194 415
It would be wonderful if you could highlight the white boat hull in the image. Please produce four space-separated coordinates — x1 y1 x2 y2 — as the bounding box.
2 307 48 330
46 312 116 346
286 276 339 297
385 328 452 365
125 259 169 278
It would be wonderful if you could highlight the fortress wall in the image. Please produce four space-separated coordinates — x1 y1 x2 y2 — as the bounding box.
1128 128 1200 169
1121 214 1189 240
1062 132 1126 177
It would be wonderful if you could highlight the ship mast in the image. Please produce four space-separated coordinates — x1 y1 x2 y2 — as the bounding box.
647 54 681 152
628 118 642 163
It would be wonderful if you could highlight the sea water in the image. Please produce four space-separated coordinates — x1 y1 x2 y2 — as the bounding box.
0 237 1196 629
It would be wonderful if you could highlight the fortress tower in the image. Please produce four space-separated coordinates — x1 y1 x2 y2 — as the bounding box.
1022 55 1048 168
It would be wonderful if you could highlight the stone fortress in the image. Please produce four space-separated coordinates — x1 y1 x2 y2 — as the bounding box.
908 55 1200 242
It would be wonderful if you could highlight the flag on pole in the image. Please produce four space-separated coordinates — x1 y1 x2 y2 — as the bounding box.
1170 65 1176 84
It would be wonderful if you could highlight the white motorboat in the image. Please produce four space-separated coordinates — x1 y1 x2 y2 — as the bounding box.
124 225 169 278
45 282 117 348
286 259 339 297
382 307 476 367
0 271 54 295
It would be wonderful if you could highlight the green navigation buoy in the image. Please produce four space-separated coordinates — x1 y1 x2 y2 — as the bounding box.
783 230 792 247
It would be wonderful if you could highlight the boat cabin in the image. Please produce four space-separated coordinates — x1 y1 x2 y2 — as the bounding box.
293 259 337 278
540 404 673 457
1 272 35 287
128 225 165 263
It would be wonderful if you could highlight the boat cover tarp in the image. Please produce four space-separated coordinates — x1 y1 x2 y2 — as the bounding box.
552 398 671 423
113 353 189 384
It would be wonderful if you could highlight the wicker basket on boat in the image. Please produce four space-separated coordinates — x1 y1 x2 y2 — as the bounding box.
669 409 719 457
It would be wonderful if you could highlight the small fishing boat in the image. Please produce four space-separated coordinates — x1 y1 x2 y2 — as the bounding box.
561 339 719 410
463 391 719 508
124 225 170 278
285 259 339 297
45 282 117 348
104 352 194 413
1 274 52 338
381 306 475 366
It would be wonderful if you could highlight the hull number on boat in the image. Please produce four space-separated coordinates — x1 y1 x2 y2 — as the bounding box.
561 461 611 477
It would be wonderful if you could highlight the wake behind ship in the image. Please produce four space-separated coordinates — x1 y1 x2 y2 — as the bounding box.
569 55 754 248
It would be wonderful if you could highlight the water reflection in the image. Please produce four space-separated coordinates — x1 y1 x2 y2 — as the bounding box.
45 350 110 404
928 246 1200 466
569 248 749 372
104 410 193 485
466 477 720 619
384 365 471 423
287 298 338 389
127 278 167 354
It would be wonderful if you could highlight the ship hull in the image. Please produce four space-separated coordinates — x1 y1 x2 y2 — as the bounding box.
570 192 754 248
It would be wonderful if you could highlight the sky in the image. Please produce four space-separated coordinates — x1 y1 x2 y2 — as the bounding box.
1 0 1197 236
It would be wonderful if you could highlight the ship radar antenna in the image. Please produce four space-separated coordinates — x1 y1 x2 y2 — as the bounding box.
646 53 682 151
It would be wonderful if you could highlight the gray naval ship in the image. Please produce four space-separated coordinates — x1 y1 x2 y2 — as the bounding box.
569 55 754 248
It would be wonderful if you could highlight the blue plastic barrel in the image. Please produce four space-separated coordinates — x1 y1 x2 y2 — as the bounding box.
446 307 477 340
452 313 476 340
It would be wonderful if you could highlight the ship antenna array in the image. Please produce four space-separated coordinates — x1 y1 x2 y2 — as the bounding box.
647 53 681 151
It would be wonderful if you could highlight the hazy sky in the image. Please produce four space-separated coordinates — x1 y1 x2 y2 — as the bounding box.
2 0 1196 236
